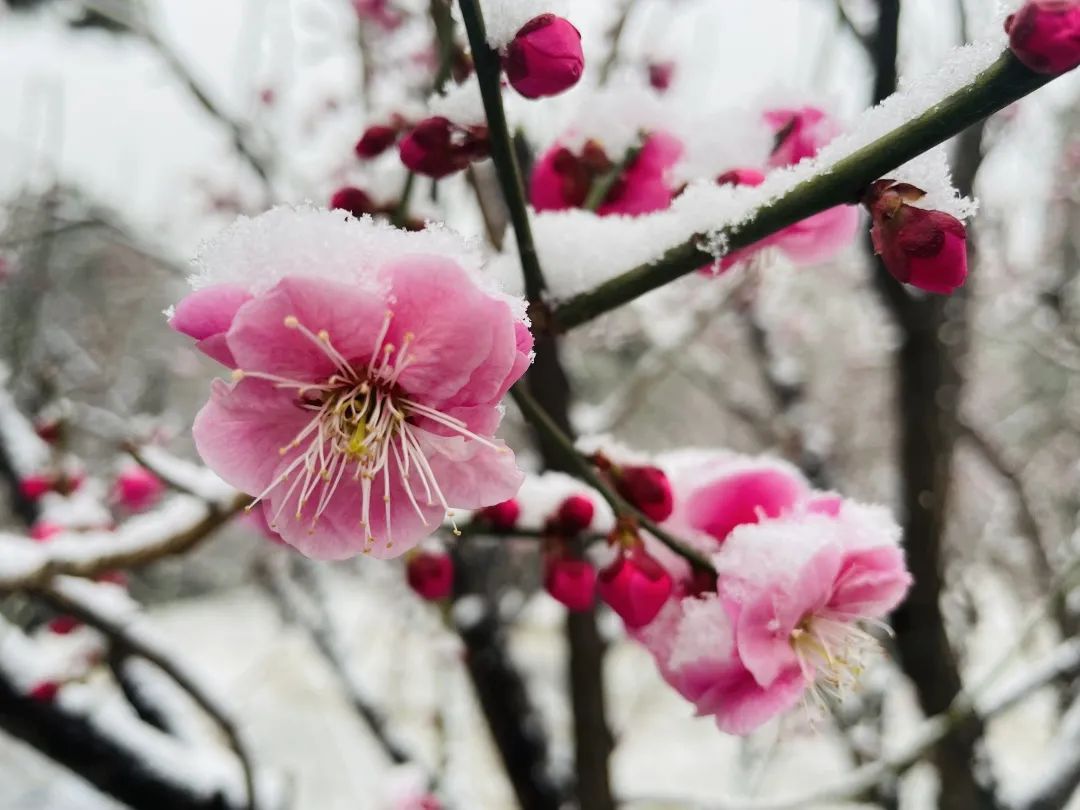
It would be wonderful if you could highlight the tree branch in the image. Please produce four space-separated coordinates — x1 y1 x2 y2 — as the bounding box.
551 52 1053 331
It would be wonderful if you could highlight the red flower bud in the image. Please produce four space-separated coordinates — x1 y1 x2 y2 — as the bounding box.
598 544 673 629
19 474 54 501
330 186 377 218
504 14 585 99
554 495 594 535
475 498 521 531
113 465 164 512
648 60 675 91
544 557 596 611
406 550 454 601
865 180 968 294
34 419 63 443
399 117 487 179
1006 1 1080 75
613 465 674 522
355 124 399 159
28 681 60 703
30 521 63 543
48 616 80 635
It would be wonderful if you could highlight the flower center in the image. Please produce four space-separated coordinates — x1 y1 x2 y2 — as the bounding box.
236 311 499 552
790 614 880 703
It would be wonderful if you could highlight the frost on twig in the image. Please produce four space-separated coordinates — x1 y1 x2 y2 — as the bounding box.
0 492 246 590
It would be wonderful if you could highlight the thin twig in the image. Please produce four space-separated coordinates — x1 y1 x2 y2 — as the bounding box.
457 0 547 304
35 577 259 810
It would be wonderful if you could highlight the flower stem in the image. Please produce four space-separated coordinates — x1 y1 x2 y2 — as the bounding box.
551 52 1053 331
457 0 548 303
509 384 711 571
391 171 416 229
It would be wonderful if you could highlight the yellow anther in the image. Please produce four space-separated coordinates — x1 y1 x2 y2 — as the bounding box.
231 369 246 381
284 315 300 328
318 329 330 341
403 331 415 342
384 344 395 354
383 495 391 503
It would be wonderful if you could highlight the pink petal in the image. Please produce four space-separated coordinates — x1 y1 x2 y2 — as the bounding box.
829 545 912 618
192 377 310 496
685 466 809 543
382 256 521 406
227 276 387 380
774 205 860 265
170 284 252 367
702 665 807 736
419 431 525 510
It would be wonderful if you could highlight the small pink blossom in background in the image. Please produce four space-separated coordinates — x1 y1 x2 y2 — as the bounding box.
356 125 400 159
598 540 673 628
866 179 968 294
30 521 63 543
474 498 521 531
399 117 489 179
545 556 596 611
113 465 165 512
503 14 585 99
174 208 531 560
765 107 839 169
330 186 378 219
1007 0 1080 74
352 0 404 32
648 60 676 91
531 132 683 217
406 549 454 601
28 681 61 703
551 494 595 535
48 616 80 636
19 473 54 501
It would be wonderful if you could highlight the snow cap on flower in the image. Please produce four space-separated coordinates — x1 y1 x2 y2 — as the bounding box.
1006 0 1080 75
504 14 584 99
177 207 532 560
865 179 968 294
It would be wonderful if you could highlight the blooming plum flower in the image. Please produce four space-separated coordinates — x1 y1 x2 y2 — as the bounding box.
531 133 683 216
169 284 252 367
865 179 968 294
113 465 164 512
1007 1 1080 75
765 107 839 169
503 15 585 99
174 208 532 559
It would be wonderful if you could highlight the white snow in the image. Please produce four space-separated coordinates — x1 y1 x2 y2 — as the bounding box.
427 74 486 127
479 0 570 49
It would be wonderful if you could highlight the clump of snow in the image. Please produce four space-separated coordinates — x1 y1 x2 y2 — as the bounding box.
137 445 236 506
0 364 50 474
553 79 676 157
428 75 486 127
479 0 569 49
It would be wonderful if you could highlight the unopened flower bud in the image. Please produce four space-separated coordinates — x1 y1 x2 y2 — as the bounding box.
612 465 674 522
406 549 454 601
544 556 596 611
1006 1 1080 75
865 179 968 294
648 60 675 91
475 498 520 532
28 681 61 703
504 14 585 99
554 495 594 535
48 616 80 635
355 124 399 159
330 186 378 218
598 544 673 629
19 474 53 501
30 521 63 543
398 117 486 179
113 465 164 512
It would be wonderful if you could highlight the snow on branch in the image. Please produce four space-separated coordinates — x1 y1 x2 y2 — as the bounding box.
0 492 247 590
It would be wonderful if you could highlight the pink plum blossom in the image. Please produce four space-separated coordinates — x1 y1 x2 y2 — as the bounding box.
638 499 911 734
1007 0 1080 75
530 133 683 217
112 465 165 512
173 208 532 560
765 107 839 169
169 284 252 367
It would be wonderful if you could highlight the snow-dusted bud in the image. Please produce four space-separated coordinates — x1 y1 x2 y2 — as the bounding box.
19 473 53 501
28 681 61 703
1006 1 1080 75
399 117 489 179
648 60 675 91
503 14 584 99
544 556 596 611
598 542 673 629
865 179 968 294
113 465 164 512
406 550 454 601
553 495 595 535
330 186 378 218
48 616 80 635
474 498 521 532
716 168 765 188
356 124 400 159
